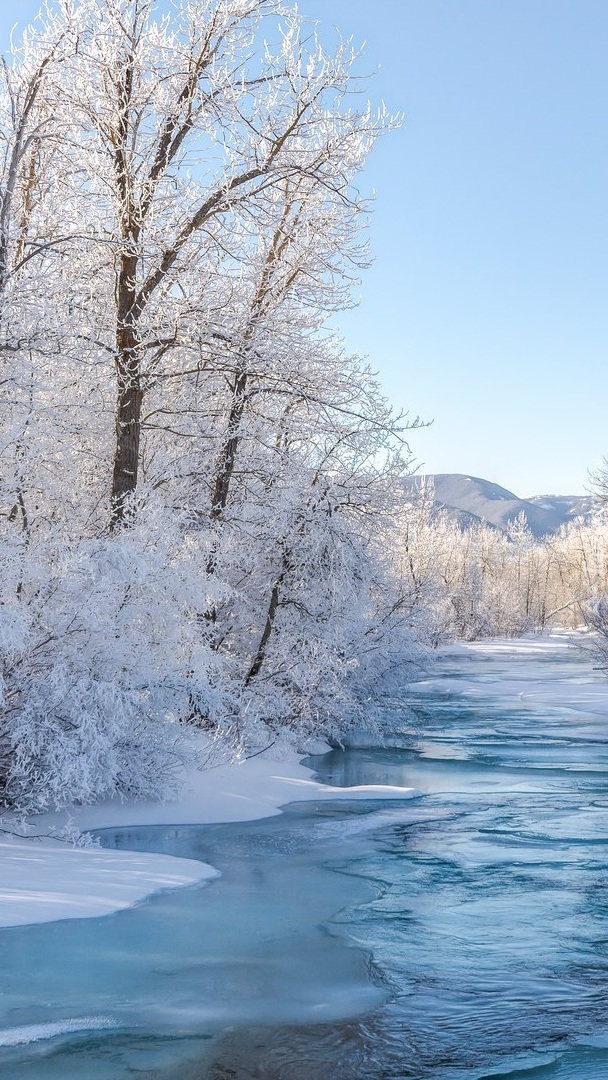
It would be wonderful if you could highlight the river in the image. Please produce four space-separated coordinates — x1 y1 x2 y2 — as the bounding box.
1 635 608 1079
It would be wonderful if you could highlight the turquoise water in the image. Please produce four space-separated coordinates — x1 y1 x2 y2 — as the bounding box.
2 641 608 1078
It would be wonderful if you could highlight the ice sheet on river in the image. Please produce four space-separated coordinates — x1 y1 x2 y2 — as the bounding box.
415 632 608 720
0 752 417 927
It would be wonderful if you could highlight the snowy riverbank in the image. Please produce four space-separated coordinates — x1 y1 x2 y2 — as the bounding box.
2 630 602 930
0 744 418 928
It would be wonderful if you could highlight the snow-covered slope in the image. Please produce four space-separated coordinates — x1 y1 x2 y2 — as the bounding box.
403 474 595 537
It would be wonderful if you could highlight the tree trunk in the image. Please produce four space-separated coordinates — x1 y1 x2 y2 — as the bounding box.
205 367 248 580
210 368 248 519
110 253 142 530
110 375 143 529
245 573 283 684
246 548 292 683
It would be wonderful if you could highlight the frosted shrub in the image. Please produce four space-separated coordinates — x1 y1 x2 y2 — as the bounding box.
212 469 430 747
0 526 225 811
8 669 165 810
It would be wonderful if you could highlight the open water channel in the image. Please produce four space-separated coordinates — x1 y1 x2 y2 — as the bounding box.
1 637 608 1078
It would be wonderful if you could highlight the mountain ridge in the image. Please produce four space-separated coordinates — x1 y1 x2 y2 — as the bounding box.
402 473 596 538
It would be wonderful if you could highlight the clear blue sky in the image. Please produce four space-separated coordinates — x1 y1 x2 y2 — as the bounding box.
301 0 608 496
4 0 607 495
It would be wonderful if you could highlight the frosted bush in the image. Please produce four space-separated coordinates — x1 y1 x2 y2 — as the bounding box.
0 527 228 811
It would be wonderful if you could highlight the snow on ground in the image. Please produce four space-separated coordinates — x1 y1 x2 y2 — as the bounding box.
0 838 219 927
0 747 418 929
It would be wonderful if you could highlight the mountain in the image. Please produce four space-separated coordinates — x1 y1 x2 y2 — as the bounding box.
402 474 596 538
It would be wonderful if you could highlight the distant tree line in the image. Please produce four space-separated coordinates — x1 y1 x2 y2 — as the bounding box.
399 485 608 643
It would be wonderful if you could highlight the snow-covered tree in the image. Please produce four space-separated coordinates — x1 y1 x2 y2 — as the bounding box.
48 0 390 530
0 0 427 811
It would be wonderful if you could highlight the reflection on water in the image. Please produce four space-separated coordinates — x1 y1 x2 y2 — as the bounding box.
2 641 608 1078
